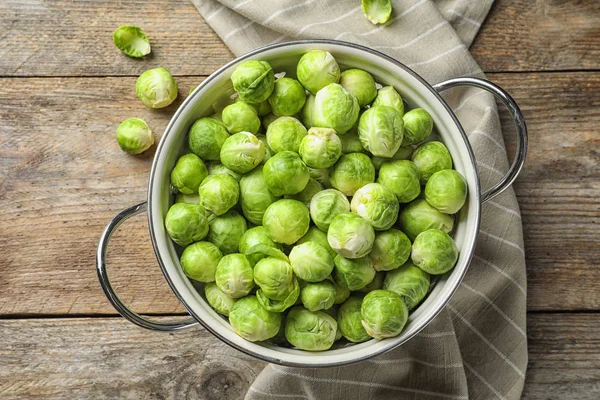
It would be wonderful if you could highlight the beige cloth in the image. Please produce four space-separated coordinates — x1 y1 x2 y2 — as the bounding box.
191 1 528 398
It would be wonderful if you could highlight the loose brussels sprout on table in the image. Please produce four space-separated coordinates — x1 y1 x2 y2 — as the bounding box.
116 118 154 155
136 67 178 109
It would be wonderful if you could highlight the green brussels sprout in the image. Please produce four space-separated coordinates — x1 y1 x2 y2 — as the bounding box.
350 183 399 230
301 94 316 129
255 134 273 164
329 153 375 196
113 25 151 58
231 60 275 103
357 271 385 293
262 113 278 131
175 193 200 204
263 151 310 196
239 226 283 265
285 178 323 205
337 297 370 343
372 86 404 116
402 108 434 146
288 242 334 282
361 0 393 25
135 67 178 109
371 146 414 171
180 241 222 282
262 199 310 245
299 127 342 169
309 189 350 232
268 78 307 117
188 118 230 161
328 212 375 259
170 153 208 195
377 160 421 203
411 229 459 275
297 227 337 259
313 83 360 134
296 50 341 95
221 102 261 134
229 295 281 342
411 141 452 184
321 305 343 341
285 306 337 351
239 166 279 225
361 290 407 339
220 132 265 174
425 169 467 214
399 199 454 241
369 229 411 271
383 262 430 310
165 203 209 246
339 69 377 107
300 281 337 312
207 162 242 181
204 282 236 316
340 128 366 154
254 257 295 301
236 96 272 117
257 278 300 312
115 118 154 155
308 167 331 188
198 174 239 216
358 106 404 158
333 254 376 290
266 116 307 153
207 211 247 254
330 279 352 304
214 253 255 298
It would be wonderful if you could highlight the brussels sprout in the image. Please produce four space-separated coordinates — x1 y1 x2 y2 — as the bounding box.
207 211 247 254
255 134 273 163
361 0 393 25
300 281 337 312
350 183 399 230
263 151 310 196
411 229 459 275
257 278 300 312
231 60 275 103
214 253 254 298
115 118 154 155
308 167 331 188
372 86 404 116
266 116 307 153
188 118 230 161
313 83 360 134
136 67 178 109
113 25 151 58
207 162 242 181
321 305 343 341
399 199 454 240
220 132 265 174
254 257 295 301
268 78 307 117
198 174 239 216
329 153 375 196
175 193 200 204
371 146 414 171
297 226 337 260
333 254 376 290
299 127 342 169
285 178 323 204
357 271 385 293
262 199 310 245
229 295 281 342
289 242 334 282
330 279 352 304
411 141 452 184
301 94 316 129
236 96 272 117
285 306 337 351
170 153 208 195
296 50 341 95
402 108 433 146
361 290 407 339
425 169 467 214
165 203 209 246
309 189 350 232
205 282 236 316
239 166 279 225
337 297 370 343
221 102 261 134
262 113 278 131
383 262 430 310
369 229 411 271
377 160 421 203
358 106 404 158
339 69 377 107
328 212 375 259
239 226 283 265
340 128 366 154
180 241 222 282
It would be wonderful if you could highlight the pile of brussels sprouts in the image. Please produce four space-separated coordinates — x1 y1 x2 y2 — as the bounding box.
165 50 467 351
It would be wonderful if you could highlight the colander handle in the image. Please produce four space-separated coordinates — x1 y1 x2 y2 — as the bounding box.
433 77 528 204
96 202 198 331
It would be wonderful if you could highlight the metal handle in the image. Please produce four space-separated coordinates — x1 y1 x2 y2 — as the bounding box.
96 202 198 331
433 77 528 203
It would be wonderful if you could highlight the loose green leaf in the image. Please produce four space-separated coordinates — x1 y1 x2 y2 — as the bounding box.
113 25 151 58
361 0 393 25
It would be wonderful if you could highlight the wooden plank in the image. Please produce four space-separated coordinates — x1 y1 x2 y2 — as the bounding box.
1 0 599 77
0 314 597 399
0 72 597 315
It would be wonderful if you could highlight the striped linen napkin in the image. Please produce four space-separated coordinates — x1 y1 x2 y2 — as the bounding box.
191 1 528 398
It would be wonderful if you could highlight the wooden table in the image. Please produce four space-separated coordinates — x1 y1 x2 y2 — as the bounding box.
0 1 598 398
